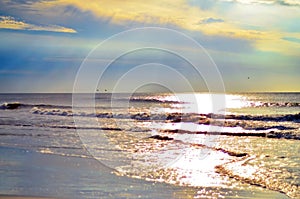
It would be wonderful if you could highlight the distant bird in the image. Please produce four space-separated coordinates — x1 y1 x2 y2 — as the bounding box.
247 77 250 79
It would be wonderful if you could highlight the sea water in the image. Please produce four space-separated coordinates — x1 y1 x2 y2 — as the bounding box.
0 93 299 198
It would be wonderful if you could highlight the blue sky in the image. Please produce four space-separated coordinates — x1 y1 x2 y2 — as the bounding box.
0 0 299 92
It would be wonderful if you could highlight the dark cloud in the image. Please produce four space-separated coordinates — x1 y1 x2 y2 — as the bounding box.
198 17 224 24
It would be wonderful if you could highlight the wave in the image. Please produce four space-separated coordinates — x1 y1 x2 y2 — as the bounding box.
130 97 183 104
251 101 300 108
0 102 72 110
128 96 300 107
150 135 250 157
162 129 300 140
38 148 121 158
29 106 300 125
28 107 211 122
29 108 210 123
0 102 22 109
2 99 299 124
225 113 300 123
216 157 300 198
153 112 300 123
190 113 300 123
127 96 300 107
30 107 189 121
0 125 123 135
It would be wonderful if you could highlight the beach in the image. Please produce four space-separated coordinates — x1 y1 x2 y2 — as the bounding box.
1 0 300 197
0 146 199 199
0 93 299 198
0 146 290 199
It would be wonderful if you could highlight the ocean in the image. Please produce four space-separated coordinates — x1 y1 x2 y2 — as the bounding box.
0 92 299 198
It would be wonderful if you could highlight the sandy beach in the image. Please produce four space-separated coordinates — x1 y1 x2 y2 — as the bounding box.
0 145 291 199
0 146 199 199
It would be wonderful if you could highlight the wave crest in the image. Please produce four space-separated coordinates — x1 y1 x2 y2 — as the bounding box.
0 102 22 109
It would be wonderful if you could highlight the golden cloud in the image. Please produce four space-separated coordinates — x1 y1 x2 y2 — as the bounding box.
32 0 264 39
30 0 299 55
0 16 76 33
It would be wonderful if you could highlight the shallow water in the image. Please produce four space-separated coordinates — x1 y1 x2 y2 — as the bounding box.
0 93 299 198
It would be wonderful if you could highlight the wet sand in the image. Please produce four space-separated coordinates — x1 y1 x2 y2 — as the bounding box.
0 146 197 199
0 146 290 199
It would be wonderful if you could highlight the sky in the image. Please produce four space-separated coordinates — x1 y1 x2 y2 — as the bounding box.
0 0 299 93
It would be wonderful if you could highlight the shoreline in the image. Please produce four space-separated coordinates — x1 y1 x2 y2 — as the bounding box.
0 146 198 199
0 145 291 199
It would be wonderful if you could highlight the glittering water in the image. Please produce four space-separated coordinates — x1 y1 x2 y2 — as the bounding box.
0 93 299 198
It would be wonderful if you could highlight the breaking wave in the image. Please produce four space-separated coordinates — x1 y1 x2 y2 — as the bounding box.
216 157 300 198
161 129 300 140
29 107 300 124
0 102 72 110
0 102 22 109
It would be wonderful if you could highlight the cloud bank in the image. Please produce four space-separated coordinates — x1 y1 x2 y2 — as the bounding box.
27 0 300 55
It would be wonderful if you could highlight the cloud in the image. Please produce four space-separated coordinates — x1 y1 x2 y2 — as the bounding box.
2 1 299 56
0 16 76 33
282 37 300 44
29 0 267 40
198 17 224 24
221 0 300 6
